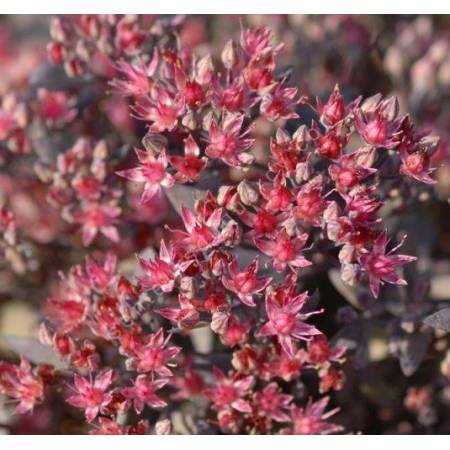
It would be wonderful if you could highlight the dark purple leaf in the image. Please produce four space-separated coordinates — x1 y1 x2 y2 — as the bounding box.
423 308 450 332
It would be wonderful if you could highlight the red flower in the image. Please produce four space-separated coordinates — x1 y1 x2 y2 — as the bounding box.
260 82 300 121
137 240 192 293
328 147 376 192
221 256 271 307
35 88 77 126
73 201 121 246
259 171 294 212
220 314 252 347
255 229 311 273
117 148 174 203
159 294 200 329
85 253 118 292
359 231 416 298
132 84 185 132
289 397 343 435
314 84 361 126
238 207 282 237
171 359 205 401
204 367 253 413
0 358 44 414
205 113 255 167
122 375 168 414
258 288 321 356
66 369 113 422
168 134 207 183
400 147 436 184
294 179 328 226
126 329 181 376
174 206 224 252
255 382 293 422
354 95 402 148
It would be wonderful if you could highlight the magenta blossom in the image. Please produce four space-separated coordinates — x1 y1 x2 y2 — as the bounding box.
205 113 255 167
204 367 253 413
221 256 272 307
73 201 121 246
117 148 174 204
289 396 343 435
258 289 322 356
354 95 402 148
66 369 113 422
173 206 225 252
137 240 192 293
110 54 158 98
255 229 312 273
255 382 293 422
359 231 417 298
159 294 200 329
122 375 168 414
126 329 181 376
0 358 44 414
132 84 185 132
85 253 118 292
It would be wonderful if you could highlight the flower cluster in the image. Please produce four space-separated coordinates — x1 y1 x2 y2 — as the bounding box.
0 15 445 436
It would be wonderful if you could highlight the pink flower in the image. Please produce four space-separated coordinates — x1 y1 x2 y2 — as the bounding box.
343 186 382 226
258 288 321 356
359 231 417 298
126 329 181 376
244 52 275 92
221 257 272 307
171 359 205 401
159 294 200 329
294 179 328 226
174 206 224 252
255 229 312 273
307 335 346 366
35 88 77 125
90 417 149 435
117 148 174 204
399 148 436 184
220 314 252 347
0 358 44 414
328 147 376 192
260 82 300 121
315 84 361 126
66 369 113 422
110 54 158 97
204 367 253 413
354 96 402 148
238 208 282 237
46 295 89 334
205 113 255 167
122 375 168 414
73 201 121 246
137 240 192 293
213 80 257 113
132 84 185 132
85 253 118 292
240 26 282 57
259 171 294 212
290 397 343 435
255 382 293 422
168 134 207 183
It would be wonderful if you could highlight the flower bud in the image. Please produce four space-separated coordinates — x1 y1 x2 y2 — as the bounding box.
50 17 70 43
155 419 171 435
221 39 238 70
237 180 259 206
